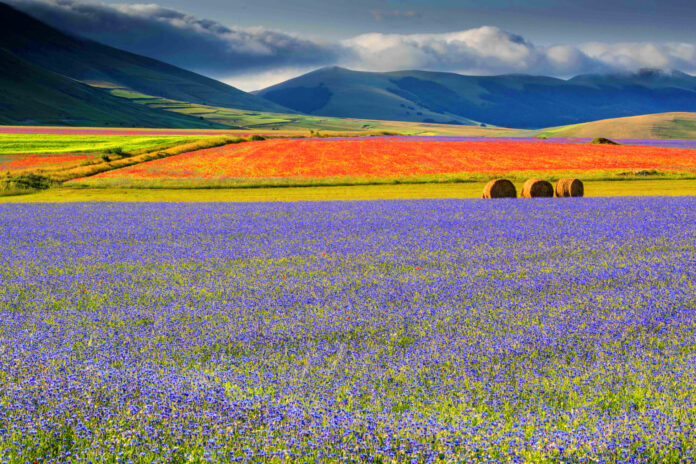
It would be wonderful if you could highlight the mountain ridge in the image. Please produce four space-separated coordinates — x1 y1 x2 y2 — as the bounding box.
0 2 290 114
257 66 696 129
0 47 222 128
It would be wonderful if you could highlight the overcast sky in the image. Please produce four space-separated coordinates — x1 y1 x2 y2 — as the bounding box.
9 0 696 90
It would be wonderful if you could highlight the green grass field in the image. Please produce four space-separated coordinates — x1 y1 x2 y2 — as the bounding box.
106 88 518 135
3 179 695 203
0 133 216 155
65 169 696 189
532 112 696 139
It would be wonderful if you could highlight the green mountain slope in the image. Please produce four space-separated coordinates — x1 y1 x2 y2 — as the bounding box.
257 67 696 129
0 2 289 113
256 67 481 126
535 112 696 139
105 87 519 135
0 48 220 128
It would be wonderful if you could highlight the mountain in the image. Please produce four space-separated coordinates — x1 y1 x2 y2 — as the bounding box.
535 112 696 140
256 67 696 129
0 2 288 113
255 67 481 126
0 48 221 127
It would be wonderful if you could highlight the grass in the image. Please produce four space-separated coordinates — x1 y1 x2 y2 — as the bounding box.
0 48 221 129
0 134 215 155
66 169 696 190
532 112 696 139
3 179 695 203
105 87 519 136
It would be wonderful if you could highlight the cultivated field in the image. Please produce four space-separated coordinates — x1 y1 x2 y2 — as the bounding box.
3 129 695 199
1 198 695 462
0 132 219 177
102 88 521 136
0 132 214 155
0 153 97 174
3 179 696 203
68 137 696 188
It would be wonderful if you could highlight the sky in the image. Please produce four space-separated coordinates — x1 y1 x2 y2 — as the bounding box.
8 0 696 91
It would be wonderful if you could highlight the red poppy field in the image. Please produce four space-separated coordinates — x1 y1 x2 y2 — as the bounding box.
71 138 696 187
1 153 95 174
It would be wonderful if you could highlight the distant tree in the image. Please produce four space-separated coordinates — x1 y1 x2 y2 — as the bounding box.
591 137 620 145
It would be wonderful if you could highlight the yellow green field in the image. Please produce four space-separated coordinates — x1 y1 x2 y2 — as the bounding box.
2 179 695 203
534 112 696 139
104 88 519 136
0 133 215 155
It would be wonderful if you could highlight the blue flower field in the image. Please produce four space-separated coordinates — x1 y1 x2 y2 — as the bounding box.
1 198 695 463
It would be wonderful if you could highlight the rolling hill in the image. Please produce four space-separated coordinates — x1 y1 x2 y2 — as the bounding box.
0 2 288 113
104 87 520 135
534 112 696 140
256 67 481 126
256 67 696 129
0 48 219 128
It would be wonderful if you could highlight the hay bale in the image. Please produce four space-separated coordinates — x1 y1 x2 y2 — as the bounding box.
555 178 584 197
521 178 554 198
482 179 517 199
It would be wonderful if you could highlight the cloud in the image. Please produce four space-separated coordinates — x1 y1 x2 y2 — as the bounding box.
342 27 544 74
341 27 696 77
8 0 341 76
222 67 322 92
8 0 696 91
580 42 696 72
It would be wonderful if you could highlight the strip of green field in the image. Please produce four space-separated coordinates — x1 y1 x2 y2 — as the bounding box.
106 88 517 136
66 168 696 189
0 134 214 155
3 179 695 203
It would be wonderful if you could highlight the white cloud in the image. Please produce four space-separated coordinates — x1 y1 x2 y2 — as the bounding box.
223 67 320 92
341 26 696 77
580 42 696 72
343 27 539 73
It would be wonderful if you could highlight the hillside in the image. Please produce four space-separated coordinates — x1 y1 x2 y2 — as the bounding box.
256 67 696 129
101 87 520 135
0 48 219 128
256 67 481 126
535 112 696 139
0 2 288 113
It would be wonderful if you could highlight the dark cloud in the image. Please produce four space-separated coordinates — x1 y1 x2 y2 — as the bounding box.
7 0 696 90
8 0 342 76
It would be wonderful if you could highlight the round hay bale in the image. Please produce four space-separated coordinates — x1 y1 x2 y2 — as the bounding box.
555 178 584 197
482 179 517 199
521 178 554 198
